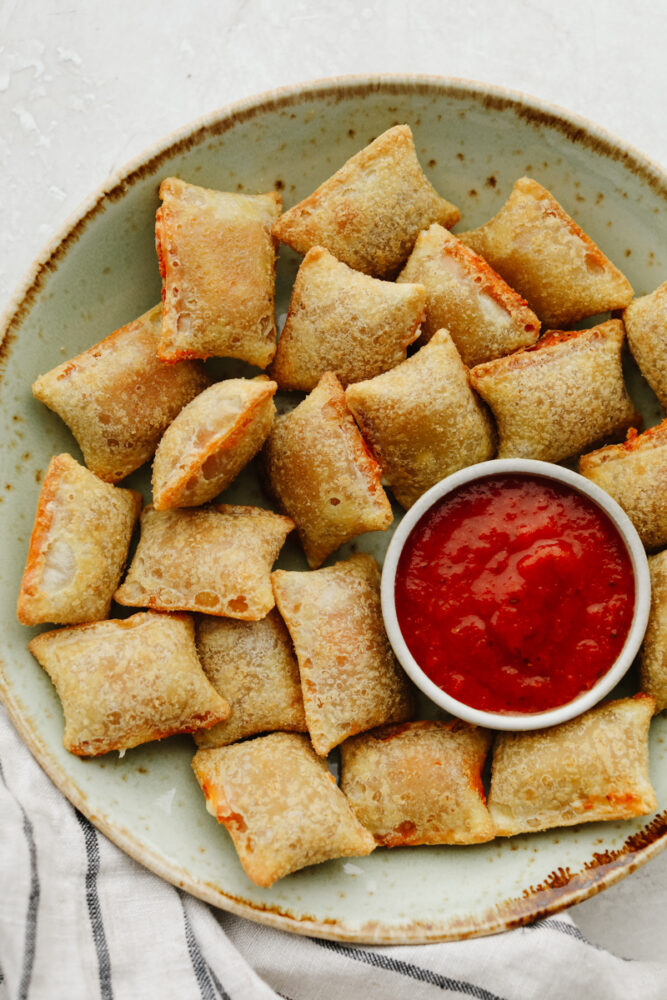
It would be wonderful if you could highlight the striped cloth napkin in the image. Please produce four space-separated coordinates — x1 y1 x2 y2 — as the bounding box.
1 705 664 1000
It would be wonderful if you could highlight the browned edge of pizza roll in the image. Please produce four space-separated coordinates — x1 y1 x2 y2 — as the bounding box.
269 245 426 390
458 177 633 327
640 550 667 712
272 124 460 278
114 504 294 620
29 611 230 756
192 610 307 748
272 553 414 756
341 720 494 846
32 305 210 483
623 281 667 410
156 178 281 366
262 371 392 568
152 377 277 509
469 321 639 463
345 328 496 509
488 695 657 836
397 223 540 366
192 732 376 887
17 453 142 626
579 420 667 551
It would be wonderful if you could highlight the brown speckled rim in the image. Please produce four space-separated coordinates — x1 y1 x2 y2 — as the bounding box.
3 75 667 944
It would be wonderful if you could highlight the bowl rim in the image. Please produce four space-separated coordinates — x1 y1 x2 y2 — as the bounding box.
381 458 651 732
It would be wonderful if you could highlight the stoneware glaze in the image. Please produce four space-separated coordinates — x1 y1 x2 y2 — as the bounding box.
2 76 667 944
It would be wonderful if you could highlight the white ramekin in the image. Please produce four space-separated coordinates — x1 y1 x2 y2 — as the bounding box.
381 458 651 731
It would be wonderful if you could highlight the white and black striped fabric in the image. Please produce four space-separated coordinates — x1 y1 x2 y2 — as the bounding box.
2 705 665 1000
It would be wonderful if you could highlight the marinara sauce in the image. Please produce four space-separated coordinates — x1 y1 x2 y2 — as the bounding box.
394 474 635 714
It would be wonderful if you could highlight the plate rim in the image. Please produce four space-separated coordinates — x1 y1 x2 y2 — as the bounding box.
3 73 667 944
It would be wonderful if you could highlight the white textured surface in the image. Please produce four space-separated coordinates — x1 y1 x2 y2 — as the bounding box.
3 0 667 962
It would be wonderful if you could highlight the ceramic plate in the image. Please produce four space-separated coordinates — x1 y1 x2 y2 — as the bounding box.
2 76 667 944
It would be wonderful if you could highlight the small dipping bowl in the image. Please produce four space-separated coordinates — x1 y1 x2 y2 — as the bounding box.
381 459 651 731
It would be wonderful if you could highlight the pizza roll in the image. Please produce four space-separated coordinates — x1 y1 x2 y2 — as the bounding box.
488 695 657 836
17 454 141 626
640 550 667 712
114 504 293 620
263 372 392 568
345 329 496 509
32 305 209 483
396 224 540 367
579 421 667 550
469 321 639 462
272 554 414 756
340 721 494 847
268 246 426 390
156 178 281 366
272 125 460 278
29 612 230 757
623 281 667 409
193 610 307 748
192 733 376 887
458 178 633 327
152 377 277 509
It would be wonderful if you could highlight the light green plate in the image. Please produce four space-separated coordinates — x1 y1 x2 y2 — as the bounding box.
2 76 667 944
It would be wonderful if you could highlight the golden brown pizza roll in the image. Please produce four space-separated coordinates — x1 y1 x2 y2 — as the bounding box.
17 454 141 626
114 504 294 620
152 377 277 509
469 321 639 462
579 421 667 550
396 224 540 367
272 125 459 278
272 554 414 756
488 695 657 836
623 281 667 409
193 610 307 748
32 305 209 483
640 550 667 711
29 612 230 756
156 178 281 366
268 246 426 390
458 178 633 327
340 721 494 847
192 733 376 887
345 329 496 509
263 372 392 568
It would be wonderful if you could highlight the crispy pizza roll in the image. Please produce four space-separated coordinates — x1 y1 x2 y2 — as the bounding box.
579 421 667 551
640 550 667 711
156 178 281 366
340 721 494 847
345 329 496 509
623 281 667 409
17 454 141 626
263 372 392 568
192 733 376 887
272 554 414 756
29 612 230 757
152 377 277 509
396 224 540 367
193 610 307 748
469 321 639 462
272 125 460 278
268 246 426 390
32 305 209 483
114 504 294 620
488 695 657 836
458 178 633 327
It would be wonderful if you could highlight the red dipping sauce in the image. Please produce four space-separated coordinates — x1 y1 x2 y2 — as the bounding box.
394 474 635 714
